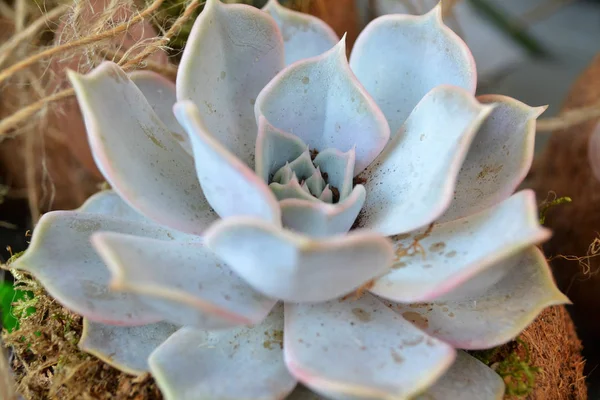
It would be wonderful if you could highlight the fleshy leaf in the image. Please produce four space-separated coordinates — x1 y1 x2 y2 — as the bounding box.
280 185 366 237
417 351 505 400
284 294 455 400
79 319 179 375
77 190 148 223
149 303 296 400
205 217 393 302
255 116 308 182
384 247 569 349
262 0 339 66
255 38 390 175
270 175 317 202
68 62 217 235
11 211 194 325
349 4 476 136
129 70 192 155
274 150 317 182
318 185 333 203
441 95 546 221
174 101 281 224
313 147 355 200
92 232 276 329
370 190 550 303
305 167 326 197
176 0 284 166
356 85 493 236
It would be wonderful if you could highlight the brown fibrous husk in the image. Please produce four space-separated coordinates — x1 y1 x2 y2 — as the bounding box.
527 52 600 370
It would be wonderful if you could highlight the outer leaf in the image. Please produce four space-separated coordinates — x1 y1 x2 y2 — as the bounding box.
205 217 393 302
255 38 390 175
356 85 493 236
68 62 217 235
174 101 281 224
441 95 546 221
350 4 476 136
79 319 178 375
92 232 276 329
77 190 153 224
384 247 569 349
176 0 285 166
370 190 550 303
11 211 195 325
129 70 192 156
284 294 455 400
416 351 505 400
262 0 339 66
149 304 296 400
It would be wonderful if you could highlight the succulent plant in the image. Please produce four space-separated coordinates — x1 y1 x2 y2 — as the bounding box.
12 0 568 399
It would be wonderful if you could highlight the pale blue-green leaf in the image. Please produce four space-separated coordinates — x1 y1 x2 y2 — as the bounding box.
92 232 276 329
11 211 194 325
274 150 316 183
349 4 476 136
416 351 505 400
205 217 393 302
129 70 191 155
284 294 455 400
280 185 366 237
77 190 148 223
355 85 493 236
262 0 338 66
255 116 308 182
370 190 550 303
174 101 281 225
440 95 546 222
270 175 318 202
255 38 390 175
384 247 569 349
177 0 284 166
79 319 179 375
149 303 296 400
313 147 355 200
67 62 217 235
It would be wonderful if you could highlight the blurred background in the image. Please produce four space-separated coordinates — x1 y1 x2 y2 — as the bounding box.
0 0 599 398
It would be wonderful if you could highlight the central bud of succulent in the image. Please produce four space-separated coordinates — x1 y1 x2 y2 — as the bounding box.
267 147 356 204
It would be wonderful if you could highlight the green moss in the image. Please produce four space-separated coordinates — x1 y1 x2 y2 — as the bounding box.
539 196 572 224
470 338 540 398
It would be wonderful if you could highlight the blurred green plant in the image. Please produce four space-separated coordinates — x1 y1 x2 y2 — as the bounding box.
467 0 549 57
0 280 35 333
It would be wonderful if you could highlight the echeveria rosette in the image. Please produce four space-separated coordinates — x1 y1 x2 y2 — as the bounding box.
12 1 568 399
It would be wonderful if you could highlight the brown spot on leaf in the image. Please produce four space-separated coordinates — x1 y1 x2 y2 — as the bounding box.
172 132 185 142
402 311 429 330
390 349 404 363
352 308 372 322
429 242 446 252
477 164 504 180
391 233 411 241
